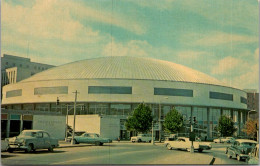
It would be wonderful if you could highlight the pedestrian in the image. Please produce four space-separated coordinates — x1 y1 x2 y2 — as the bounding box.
117 136 120 142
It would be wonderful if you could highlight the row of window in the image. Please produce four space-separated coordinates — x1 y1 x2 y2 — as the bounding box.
5 62 49 71
6 86 247 104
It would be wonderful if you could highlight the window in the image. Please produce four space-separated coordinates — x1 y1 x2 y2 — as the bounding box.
36 132 43 138
43 132 50 138
34 86 68 95
154 88 193 97
6 89 22 98
209 92 233 101
240 97 247 104
88 86 132 94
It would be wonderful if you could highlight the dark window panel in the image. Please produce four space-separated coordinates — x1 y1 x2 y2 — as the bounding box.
209 92 233 101
88 86 132 94
154 88 193 97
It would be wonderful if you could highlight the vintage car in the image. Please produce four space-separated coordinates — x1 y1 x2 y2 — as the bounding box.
226 139 257 161
1 139 9 152
247 144 259 164
213 137 224 143
165 137 212 152
67 131 86 142
131 134 155 143
7 130 59 153
71 133 112 145
222 137 235 143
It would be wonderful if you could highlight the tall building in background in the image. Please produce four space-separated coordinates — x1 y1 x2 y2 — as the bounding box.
244 89 259 119
1 54 55 87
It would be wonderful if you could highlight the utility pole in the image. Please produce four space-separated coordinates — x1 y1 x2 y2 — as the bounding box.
151 121 154 145
159 102 161 142
65 105 69 142
71 90 79 145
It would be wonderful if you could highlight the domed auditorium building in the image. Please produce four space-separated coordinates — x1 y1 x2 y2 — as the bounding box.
2 56 248 139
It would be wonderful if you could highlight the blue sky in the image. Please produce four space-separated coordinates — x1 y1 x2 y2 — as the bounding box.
1 0 259 90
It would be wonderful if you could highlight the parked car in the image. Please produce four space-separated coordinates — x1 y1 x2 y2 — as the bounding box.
67 131 86 142
222 137 235 143
71 133 112 146
131 134 155 143
1 139 9 152
247 144 259 164
165 137 212 153
7 130 59 153
226 139 257 161
213 137 224 143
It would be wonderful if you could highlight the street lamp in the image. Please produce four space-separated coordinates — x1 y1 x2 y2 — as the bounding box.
159 97 168 142
247 110 256 121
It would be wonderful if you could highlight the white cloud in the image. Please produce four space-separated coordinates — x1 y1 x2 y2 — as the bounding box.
211 56 250 75
193 31 258 46
102 39 151 57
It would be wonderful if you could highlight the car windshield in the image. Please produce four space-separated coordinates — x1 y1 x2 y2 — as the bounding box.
75 132 85 136
19 131 37 137
241 142 256 147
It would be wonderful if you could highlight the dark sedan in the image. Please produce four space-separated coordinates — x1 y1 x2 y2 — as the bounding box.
226 139 257 161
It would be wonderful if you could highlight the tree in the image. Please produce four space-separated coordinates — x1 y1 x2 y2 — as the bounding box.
125 103 153 133
218 115 236 137
163 108 183 133
242 119 258 139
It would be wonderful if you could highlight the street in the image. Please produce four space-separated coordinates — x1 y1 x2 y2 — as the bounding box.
1 142 247 165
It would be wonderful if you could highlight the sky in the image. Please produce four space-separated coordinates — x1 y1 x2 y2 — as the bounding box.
1 0 259 91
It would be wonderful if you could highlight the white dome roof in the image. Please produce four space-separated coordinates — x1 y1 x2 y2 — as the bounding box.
21 56 226 86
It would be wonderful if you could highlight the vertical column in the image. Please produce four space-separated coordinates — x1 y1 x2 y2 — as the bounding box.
220 108 223 116
231 109 234 120
6 114 10 138
20 115 23 132
238 110 241 136
207 107 210 139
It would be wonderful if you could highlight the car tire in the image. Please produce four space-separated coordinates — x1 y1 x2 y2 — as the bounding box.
237 155 241 161
100 143 103 146
48 145 54 152
137 139 142 143
7 148 13 153
26 144 33 153
166 144 172 150
198 149 203 153
73 139 79 144
149 140 151 143
227 152 232 159
132 141 135 143
95 141 101 146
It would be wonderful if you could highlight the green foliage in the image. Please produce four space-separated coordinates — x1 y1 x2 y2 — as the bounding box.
163 108 183 133
125 103 153 133
218 115 237 137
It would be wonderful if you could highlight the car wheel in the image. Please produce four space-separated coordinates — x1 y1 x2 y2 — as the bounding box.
72 139 79 144
132 141 135 143
48 145 54 152
100 143 103 146
198 149 203 153
149 140 151 143
95 141 101 146
227 151 232 159
237 155 241 161
166 144 172 150
137 139 142 143
186 148 191 152
26 144 33 153
7 148 13 153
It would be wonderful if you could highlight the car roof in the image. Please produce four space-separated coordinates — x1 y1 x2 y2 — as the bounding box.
22 130 45 132
235 139 257 143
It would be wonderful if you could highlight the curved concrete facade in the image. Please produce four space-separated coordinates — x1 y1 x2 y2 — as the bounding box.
2 78 247 109
2 56 248 139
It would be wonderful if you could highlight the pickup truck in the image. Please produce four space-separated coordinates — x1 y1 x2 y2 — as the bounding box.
7 130 59 153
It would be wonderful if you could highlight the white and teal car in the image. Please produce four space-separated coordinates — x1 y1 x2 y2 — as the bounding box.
71 133 112 146
7 130 59 153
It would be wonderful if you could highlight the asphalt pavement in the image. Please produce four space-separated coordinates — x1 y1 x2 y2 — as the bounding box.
1 141 247 165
